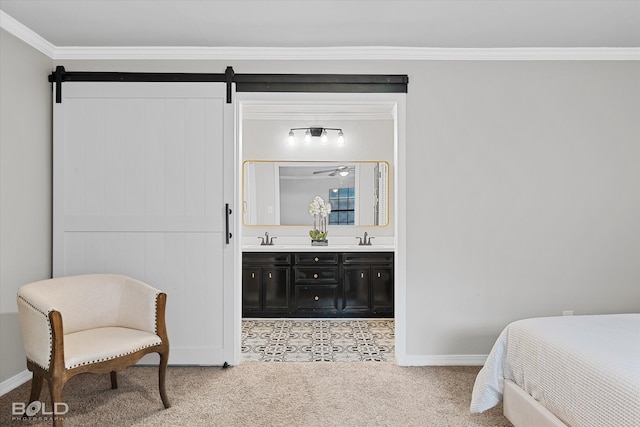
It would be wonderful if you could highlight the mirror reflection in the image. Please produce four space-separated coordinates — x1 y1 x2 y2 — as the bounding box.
243 161 389 226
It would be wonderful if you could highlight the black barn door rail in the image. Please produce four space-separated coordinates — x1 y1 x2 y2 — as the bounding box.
48 65 231 103
234 73 408 94
48 66 408 103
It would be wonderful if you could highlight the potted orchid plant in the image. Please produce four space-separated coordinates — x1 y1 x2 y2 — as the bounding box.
308 195 331 245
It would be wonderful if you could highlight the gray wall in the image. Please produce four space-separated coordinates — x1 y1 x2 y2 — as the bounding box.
405 61 640 355
1 46 639 383
54 59 640 359
0 29 52 383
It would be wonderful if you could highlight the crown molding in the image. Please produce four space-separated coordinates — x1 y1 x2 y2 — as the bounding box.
2 11 639 61
0 10 56 58
51 46 640 61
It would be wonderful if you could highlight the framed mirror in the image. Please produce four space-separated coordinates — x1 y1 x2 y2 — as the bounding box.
243 161 389 226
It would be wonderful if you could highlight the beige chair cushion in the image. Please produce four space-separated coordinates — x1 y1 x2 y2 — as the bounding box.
64 327 162 370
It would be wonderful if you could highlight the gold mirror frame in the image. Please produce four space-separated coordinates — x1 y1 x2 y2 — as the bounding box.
242 160 391 227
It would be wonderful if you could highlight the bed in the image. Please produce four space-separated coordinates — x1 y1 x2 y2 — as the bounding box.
470 314 640 427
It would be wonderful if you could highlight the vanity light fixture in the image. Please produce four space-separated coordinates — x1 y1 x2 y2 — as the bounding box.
288 127 344 146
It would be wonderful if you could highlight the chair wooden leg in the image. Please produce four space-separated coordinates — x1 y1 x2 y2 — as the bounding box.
110 371 118 389
158 351 171 408
48 378 64 427
29 373 43 404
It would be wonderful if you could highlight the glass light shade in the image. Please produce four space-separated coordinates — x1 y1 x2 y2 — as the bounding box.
304 129 311 144
337 130 345 145
339 170 349 177
287 130 295 145
320 129 328 143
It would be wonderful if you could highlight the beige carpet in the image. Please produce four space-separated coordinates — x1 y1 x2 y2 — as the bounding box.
1 363 511 426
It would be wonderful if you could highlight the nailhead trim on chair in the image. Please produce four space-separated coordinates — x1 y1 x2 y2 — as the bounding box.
17 295 53 371
154 292 160 335
65 340 163 370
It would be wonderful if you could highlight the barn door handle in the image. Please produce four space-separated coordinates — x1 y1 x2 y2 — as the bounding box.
225 203 233 244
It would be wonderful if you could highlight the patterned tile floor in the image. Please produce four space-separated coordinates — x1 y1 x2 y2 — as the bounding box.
241 318 395 362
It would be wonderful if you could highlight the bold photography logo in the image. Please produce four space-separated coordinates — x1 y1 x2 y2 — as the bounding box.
12 400 69 420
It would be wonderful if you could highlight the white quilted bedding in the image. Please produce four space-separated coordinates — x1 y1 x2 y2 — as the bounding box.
470 314 640 427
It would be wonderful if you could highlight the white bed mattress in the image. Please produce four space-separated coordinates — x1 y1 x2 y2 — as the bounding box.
470 314 640 427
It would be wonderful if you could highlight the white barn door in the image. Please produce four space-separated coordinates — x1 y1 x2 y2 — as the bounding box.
53 82 236 365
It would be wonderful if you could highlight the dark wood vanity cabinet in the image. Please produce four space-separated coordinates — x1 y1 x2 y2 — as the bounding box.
242 251 393 318
242 253 291 317
342 253 394 316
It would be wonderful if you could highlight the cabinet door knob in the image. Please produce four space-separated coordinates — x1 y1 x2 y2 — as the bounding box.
313 273 318 279
377 272 381 278
314 257 319 262
314 296 319 301
268 272 272 279
361 272 364 279
251 272 255 279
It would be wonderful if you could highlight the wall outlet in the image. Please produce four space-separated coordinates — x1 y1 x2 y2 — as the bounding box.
562 310 574 316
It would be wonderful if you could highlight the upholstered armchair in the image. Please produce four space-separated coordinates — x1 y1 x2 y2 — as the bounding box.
17 274 170 426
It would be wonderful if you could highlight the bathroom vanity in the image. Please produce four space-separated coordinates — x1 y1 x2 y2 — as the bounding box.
242 248 394 318
241 158 395 318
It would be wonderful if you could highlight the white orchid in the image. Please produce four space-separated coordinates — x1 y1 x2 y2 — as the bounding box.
309 195 331 217
309 195 330 241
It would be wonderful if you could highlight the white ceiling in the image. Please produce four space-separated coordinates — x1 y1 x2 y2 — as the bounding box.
1 0 639 49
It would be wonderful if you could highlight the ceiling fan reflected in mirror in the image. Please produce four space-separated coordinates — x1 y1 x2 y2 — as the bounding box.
313 165 355 177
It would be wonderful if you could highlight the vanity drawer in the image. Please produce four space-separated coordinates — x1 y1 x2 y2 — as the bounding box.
243 252 291 265
294 285 338 311
342 252 393 265
294 253 338 265
294 267 338 283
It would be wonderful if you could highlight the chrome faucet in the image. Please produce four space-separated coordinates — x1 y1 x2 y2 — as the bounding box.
356 232 374 246
258 232 276 246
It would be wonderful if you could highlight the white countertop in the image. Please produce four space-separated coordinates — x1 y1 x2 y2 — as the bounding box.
242 234 395 252
242 244 395 252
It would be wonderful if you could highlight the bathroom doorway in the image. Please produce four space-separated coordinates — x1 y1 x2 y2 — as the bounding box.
234 92 407 364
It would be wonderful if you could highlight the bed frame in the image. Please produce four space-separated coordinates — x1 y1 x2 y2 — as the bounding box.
503 380 568 427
